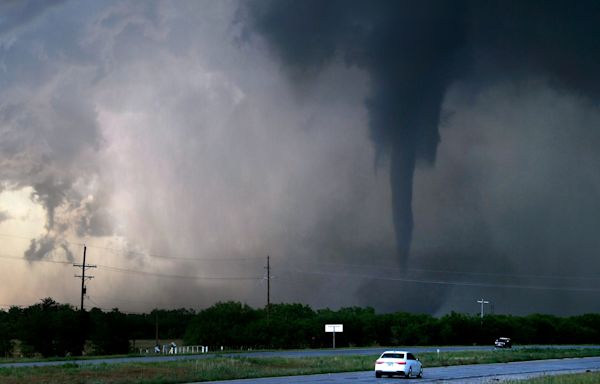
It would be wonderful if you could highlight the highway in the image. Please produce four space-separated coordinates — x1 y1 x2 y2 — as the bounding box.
0 346 493 368
199 356 600 383
2 345 600 368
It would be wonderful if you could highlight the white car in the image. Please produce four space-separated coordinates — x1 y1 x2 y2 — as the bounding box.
375 350 423 378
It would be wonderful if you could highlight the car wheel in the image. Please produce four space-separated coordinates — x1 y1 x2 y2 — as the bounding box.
375 371 382 378
417 367 423 378
407 367 412 378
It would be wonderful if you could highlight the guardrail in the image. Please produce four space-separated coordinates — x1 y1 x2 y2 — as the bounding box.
139 345 209 354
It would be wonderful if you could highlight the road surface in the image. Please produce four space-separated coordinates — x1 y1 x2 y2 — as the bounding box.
0 346 487 368
0 345 598 368
198 356 600 383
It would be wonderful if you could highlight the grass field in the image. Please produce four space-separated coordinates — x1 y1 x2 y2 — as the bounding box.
507 371 600 383
0 348 599 383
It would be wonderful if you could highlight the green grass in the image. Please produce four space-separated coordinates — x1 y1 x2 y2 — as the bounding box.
0 356 370 384
507 371 600 383
418 347 600 367
0 348 599 383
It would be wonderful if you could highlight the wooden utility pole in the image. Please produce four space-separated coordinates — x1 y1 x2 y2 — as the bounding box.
155 311 159 347
265 255 271 320
73 245 96 311
477 298 489 324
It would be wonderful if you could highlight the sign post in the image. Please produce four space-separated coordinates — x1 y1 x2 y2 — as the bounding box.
325 324 343 349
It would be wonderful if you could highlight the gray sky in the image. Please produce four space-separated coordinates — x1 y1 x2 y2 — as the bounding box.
1 0 599 315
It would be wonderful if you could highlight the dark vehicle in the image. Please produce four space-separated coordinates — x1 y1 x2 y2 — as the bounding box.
494 337 512 348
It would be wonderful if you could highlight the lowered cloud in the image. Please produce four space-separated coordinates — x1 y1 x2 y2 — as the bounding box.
241 0 600 266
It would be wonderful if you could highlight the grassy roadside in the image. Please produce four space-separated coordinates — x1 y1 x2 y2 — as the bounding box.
507 371 600 383
419 347 600 366
0 348 599 384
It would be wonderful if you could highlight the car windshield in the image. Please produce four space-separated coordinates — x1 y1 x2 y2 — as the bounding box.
381 353 405 359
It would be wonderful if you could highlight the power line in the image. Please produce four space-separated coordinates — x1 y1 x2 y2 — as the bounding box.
2 232 600 294
2 232 598 282
96 264 262 281
85 242 265 262
0 233 38 241
0 252 263 281
2 250 600 292
0 253 71 265
281 268 600 293
290 260 600 282
3 249 600 292
0 232 264 262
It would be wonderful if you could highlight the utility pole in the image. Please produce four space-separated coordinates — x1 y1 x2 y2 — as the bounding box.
73 245 96 311
477 298 489 321
265 255 271 319
155 311 159 348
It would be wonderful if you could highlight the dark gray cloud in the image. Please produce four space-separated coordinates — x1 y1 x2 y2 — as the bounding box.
240 0 600 268
0 1 392 311
0 0 112 252
0 210 10 222
0 0 66 38
415 82 600 315
2 1 600 315
23 232 73 262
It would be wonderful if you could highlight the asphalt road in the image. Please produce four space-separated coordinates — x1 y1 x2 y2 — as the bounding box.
0 345 598 368
0 346 485 368
198 356 600 383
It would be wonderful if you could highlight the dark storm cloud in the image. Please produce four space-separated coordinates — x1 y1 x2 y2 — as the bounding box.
24 235 54 260
468 0 600 98
0 210 10 222
241 0 600 266
0 0 114 255
23 233 73 261
3 0 600 315
1 1 393 311
0 0 66 37
31 177 69 231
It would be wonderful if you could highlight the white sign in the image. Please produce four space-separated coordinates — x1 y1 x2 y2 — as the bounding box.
325 324 343 333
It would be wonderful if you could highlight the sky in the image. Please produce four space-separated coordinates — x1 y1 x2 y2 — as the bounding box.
0 0 599 316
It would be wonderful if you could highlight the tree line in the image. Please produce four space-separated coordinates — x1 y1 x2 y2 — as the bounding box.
1 298 600 357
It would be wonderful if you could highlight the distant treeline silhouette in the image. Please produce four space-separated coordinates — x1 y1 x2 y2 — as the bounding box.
1 299 600 357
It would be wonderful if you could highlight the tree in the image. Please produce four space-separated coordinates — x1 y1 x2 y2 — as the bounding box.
89 308 131 355
266 303 316 348
440 312 478 345
19 298 82 357
184 302 259 348
0 310 13 357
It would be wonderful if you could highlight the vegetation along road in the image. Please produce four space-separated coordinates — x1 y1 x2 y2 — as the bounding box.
2 348 600 383
1 345 599 368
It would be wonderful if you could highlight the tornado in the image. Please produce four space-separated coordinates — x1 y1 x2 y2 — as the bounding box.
241 0 600 267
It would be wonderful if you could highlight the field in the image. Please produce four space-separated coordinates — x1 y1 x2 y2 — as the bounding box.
508 372 600 383
1 348 600 383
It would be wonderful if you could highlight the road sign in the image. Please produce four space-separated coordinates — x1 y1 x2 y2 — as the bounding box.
325 324 343 332
325 324 343 348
